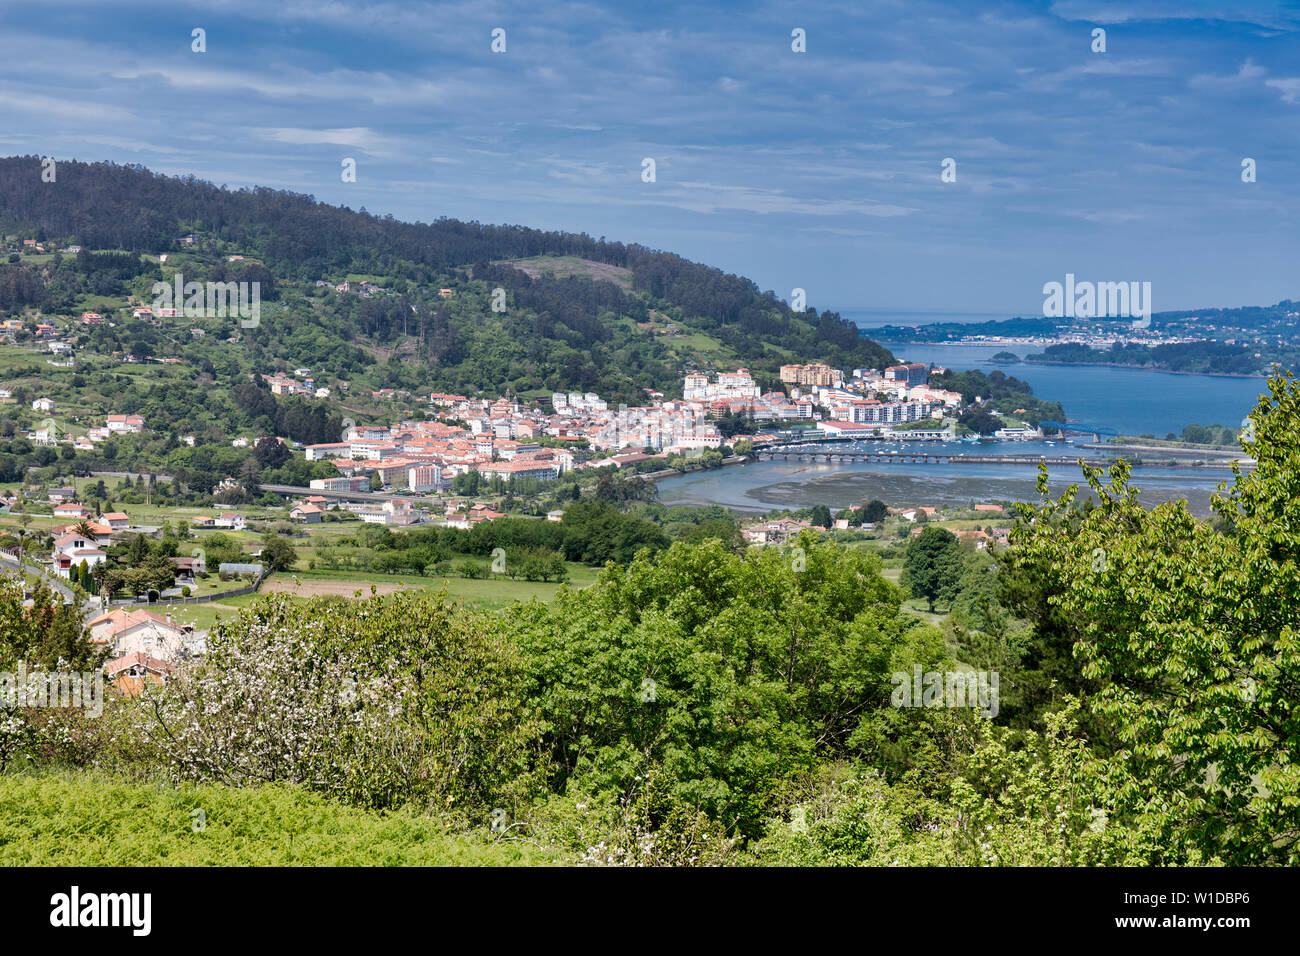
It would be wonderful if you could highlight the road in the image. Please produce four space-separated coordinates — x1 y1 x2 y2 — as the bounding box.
0 551 102 617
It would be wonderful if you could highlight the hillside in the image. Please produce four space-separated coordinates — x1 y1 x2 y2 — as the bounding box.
0 770 566 866
0 156 895 411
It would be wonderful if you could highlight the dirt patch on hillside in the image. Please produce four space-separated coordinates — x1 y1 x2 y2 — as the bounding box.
498 256 633 290
262 579 411 598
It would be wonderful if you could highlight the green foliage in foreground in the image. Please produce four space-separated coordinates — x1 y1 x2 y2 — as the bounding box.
8 372 1300 865
1003 374 1300 866
0 771 566 866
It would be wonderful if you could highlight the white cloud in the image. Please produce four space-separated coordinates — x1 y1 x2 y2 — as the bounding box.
257 127 402 157
1265 76 1300 103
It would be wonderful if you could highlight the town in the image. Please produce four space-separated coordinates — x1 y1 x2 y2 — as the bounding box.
0 356 1026 692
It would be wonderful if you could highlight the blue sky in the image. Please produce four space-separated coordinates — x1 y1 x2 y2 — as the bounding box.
1 0 1297 316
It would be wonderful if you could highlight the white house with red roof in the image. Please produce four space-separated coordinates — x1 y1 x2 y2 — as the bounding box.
741 517 812 546
106 414 145 434
101 511 130 531
88 609 193 661
52 532 108 578
52 503 93 520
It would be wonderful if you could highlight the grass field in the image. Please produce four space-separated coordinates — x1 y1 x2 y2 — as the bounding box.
0 344 49 372
171 563 602 630
0 770 565 866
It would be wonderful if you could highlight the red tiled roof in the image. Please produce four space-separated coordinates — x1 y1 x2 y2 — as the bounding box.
105 652 176 678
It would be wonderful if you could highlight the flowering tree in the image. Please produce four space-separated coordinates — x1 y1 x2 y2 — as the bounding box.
129 592 540 816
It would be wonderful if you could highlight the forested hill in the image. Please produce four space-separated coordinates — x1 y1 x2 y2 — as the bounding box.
0 156 893 399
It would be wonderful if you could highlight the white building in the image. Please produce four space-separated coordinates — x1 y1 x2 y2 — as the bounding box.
88 609 193 661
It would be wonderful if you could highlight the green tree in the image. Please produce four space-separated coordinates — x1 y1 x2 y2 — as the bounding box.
499 536 932 838
259 534 297 572
1004 374 1300 864
901 526 963 612
858 499 889 525
0 579 99 670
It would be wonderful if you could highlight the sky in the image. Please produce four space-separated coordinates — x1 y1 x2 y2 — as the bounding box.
0 0 1297 317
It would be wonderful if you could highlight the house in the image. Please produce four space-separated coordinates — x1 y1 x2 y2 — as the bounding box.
289 503 323 523
212 512 246 530
956 529 991 551
741 517 812 546
106 415 145 434
101 512 130 531
52 532 107 578
171 555 205 579
31 397 54 412
546 509 565 522
87 609 193 661
467 503 504 524
52 503 92 520
53 521 112 541
105 652 176 695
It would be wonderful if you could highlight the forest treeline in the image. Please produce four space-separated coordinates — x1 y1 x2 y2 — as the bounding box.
0 156 894 375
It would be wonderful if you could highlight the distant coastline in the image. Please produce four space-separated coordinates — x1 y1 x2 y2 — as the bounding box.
1017 359 1267 379
878 343 1270 379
